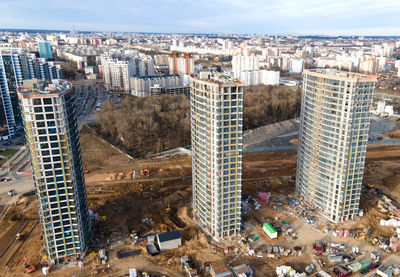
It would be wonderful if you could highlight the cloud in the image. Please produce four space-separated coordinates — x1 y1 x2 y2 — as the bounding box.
0 0 399 34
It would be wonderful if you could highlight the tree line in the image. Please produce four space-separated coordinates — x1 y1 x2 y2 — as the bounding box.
93 85 302 155
244 85 302 130
94 95 191 156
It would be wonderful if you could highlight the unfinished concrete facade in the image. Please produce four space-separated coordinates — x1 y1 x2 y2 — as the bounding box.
18 80 91 263
190 73 243 238
296 69 377 222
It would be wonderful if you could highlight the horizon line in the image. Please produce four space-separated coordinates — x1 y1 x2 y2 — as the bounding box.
1 28 400 38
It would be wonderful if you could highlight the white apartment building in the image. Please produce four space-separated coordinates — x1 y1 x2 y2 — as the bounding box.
240 70 280 86
373 43 394 57
101 56 132 92
135 56 155 76
296 69 376 222
232 54 259 78
190 73 243 238
289 59 305 74
101 54 155 92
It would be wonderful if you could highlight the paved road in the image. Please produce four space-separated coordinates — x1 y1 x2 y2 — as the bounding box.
0 156 33 205
243 138 400 153
375 92 400 101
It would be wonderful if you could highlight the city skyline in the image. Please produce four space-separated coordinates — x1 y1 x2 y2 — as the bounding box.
1 0 400 35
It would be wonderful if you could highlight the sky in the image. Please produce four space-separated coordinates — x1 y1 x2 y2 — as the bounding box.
0 0 400 35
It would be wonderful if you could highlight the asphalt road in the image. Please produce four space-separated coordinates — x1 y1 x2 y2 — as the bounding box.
0 155 33 205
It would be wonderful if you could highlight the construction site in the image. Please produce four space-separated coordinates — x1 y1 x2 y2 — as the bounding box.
2 121 400 276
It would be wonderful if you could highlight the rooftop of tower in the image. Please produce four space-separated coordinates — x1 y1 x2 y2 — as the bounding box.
17 79 72 97
192 71 243 86
304 68 377 82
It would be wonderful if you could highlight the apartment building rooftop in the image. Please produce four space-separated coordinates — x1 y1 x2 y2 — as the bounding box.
193 72 243 86
304 68 377 82
18 79 72 96
131 74 181 80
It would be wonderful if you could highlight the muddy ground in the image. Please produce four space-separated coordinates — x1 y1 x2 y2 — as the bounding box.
1 127 400 276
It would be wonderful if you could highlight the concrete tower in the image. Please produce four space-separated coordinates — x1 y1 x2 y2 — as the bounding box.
190 72 243 238
18 79 90 263
296 69 376 222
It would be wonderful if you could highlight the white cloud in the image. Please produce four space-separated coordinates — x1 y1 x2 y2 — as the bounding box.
0 0 399 34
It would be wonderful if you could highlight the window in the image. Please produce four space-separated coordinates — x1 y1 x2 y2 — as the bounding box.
33 99 41 105
42 97 54 105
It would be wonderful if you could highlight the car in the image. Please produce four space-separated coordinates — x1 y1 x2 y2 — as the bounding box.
361 268 369 275
368 263 380 270
8 189 15 196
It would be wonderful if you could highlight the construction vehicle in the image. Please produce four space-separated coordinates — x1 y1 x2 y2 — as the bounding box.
15 233 23 242
24 256 35 273
142 169 150 176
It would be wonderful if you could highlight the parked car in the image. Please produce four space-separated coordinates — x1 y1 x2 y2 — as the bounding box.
368 263 380 270
8 189 15 196
361 268 369 275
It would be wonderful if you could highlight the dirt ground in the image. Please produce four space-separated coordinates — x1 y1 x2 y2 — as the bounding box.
2 128 400 276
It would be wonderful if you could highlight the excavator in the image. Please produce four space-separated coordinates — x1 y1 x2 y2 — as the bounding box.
142 169 150 176
24 256 35 273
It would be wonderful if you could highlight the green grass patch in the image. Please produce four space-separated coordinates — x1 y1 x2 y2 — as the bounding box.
0 159 6 167
0 149 19 159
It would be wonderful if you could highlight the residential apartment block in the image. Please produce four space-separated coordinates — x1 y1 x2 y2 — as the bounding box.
190 73 243 238
0 56 16 139
232 53 259 79
130 74 188 97
169 53 194 76
240 70 280 86
18 80 91 263
38 40 53 59
101 55 155 92
0 46 63 137
296 69 376 222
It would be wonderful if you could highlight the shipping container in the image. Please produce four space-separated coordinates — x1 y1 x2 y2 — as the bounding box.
263 223 278 239
348 262 362 273
360 258 372 269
